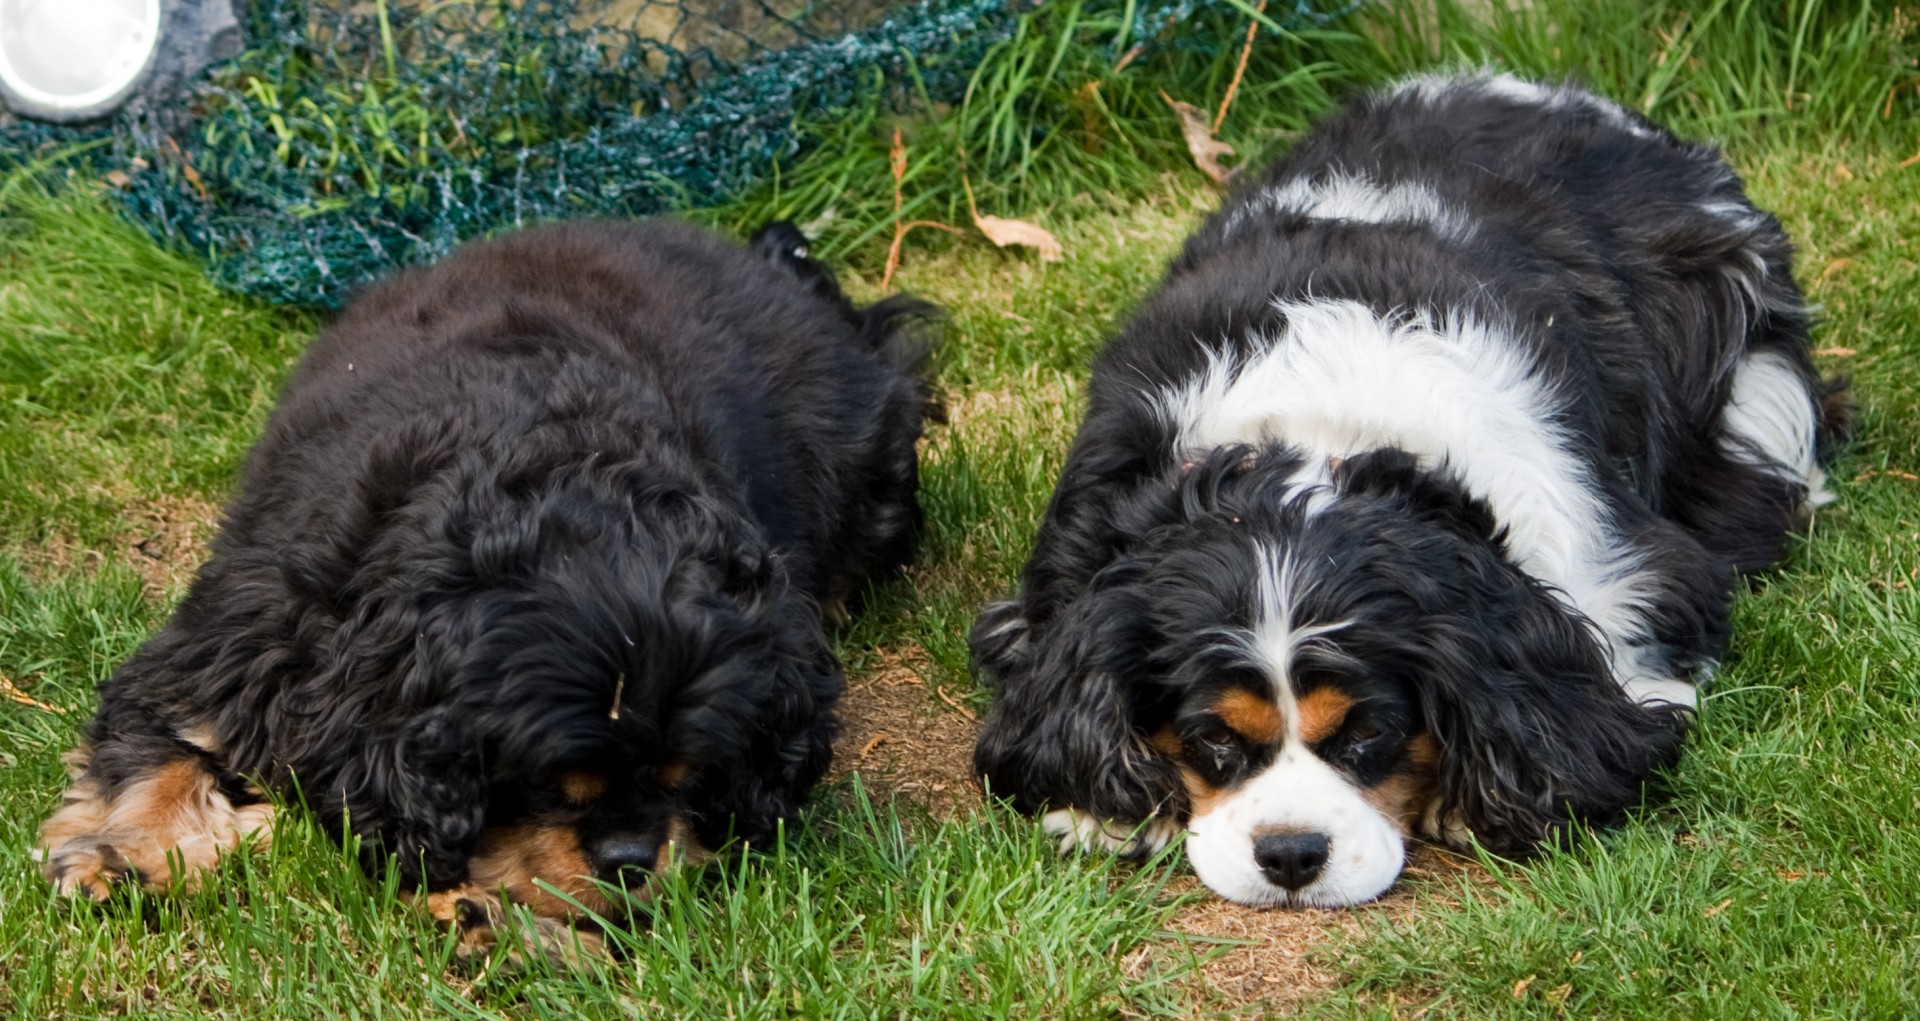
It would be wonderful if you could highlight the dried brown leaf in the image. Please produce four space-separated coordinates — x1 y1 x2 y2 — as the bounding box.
970 213 1064 262
1161 90 1236 185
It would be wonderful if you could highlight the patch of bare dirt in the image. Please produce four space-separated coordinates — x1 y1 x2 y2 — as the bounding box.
1152 845 1493 1016
24 495 220 602
829 643 984 817
118 496 221 600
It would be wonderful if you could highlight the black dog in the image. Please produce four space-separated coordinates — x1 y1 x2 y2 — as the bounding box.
38 219 936 949
972 72 1849 907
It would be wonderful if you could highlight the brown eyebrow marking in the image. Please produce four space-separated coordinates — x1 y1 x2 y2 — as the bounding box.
1213 688 1285 745
659 760 689 790
560 772 607 805
1295 686 1354 745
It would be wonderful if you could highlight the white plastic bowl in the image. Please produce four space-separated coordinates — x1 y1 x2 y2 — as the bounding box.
0 0 165 122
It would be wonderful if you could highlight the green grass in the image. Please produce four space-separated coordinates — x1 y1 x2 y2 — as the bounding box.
0 189 314 548
3 0 1919 1017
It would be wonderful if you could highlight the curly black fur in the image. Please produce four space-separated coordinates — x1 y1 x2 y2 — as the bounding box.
64 218 937 889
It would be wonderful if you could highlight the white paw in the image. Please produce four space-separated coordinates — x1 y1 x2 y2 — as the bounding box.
1040 808 1180 857
1419 798 1473 849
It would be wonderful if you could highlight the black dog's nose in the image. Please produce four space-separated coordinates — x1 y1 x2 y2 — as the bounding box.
592 837 659 880
1253 831 1331 891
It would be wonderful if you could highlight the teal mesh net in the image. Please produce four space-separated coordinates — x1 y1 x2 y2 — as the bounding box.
2 0 1355 307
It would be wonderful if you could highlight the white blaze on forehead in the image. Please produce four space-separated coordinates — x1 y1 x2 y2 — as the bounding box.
1150 298 1683 701
1245 548 1348 715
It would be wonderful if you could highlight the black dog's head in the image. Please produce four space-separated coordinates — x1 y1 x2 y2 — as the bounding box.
353 461 841 912
973 447 1690 906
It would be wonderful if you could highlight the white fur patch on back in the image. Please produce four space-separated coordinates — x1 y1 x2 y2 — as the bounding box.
1223 170 1468 242
1721 351 1831 510
1151 298 1684 701
1391 71 1658 140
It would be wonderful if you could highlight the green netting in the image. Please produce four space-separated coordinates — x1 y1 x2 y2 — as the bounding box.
2 0 1355 308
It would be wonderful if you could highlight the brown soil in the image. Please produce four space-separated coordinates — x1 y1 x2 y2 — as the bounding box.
25 495 220 603
118 496 221 601
829 643 985 817
1153 846 1491 1016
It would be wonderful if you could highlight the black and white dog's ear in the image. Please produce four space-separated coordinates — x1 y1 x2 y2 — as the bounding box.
971 566 1184 826
1412 550 1691 855
969 598 1035 682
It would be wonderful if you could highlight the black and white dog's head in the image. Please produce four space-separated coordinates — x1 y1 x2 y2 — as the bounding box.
972 72 1847 908
976 446 1693 906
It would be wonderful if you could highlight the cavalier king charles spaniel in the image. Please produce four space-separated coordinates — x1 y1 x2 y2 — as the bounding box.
38 218 936 953
972 73 1849 908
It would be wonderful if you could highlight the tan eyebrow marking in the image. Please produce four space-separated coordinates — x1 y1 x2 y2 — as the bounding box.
560 772 607 805
1213 688 1286 745
658 760 690 790
1295 686 1354 745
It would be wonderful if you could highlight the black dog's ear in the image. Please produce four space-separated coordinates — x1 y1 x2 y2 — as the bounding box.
672 596 842 854
1410 546 1690 855
346 706 489 887
749 218 943 362
971 563 1185 824
748 219 815 267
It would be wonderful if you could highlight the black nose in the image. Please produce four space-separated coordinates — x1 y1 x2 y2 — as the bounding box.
1253 831 1331 891
592 837 659 880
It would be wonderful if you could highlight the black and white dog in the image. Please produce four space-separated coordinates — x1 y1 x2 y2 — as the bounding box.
39 219 936 946
972 73 1848 908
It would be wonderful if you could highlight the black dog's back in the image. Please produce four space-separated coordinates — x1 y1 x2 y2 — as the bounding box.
260 218 931 604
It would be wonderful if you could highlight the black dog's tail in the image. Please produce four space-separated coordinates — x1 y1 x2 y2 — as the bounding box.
749 219 943 415
750 220 843 310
